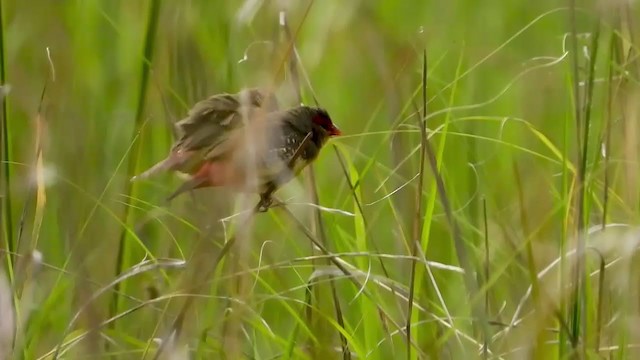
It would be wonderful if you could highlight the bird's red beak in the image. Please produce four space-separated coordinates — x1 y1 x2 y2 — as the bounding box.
329 124 342 136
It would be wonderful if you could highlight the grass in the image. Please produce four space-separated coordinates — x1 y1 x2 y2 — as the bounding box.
1 0 640 359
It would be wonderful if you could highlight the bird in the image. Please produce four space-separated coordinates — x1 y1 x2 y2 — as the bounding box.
132 89 341 203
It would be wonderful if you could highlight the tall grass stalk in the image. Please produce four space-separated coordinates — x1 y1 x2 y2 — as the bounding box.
0 0 13 279
111 0 161 323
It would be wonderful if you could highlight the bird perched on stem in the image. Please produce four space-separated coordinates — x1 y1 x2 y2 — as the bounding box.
132 88 341 204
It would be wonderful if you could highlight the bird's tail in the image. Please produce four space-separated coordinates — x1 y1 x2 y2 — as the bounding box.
130 157 174 182
165 176 207 202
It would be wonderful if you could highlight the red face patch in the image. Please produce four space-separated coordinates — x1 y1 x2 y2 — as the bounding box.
312 109 341 136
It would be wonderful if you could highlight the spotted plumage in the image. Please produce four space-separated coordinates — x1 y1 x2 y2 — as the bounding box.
204 106 339 194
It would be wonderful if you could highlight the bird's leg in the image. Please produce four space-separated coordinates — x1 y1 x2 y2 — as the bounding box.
258 193 273 212
256 181 278 212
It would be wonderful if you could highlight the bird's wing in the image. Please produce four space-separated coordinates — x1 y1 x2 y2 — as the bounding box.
172 89 279 152
200 128 243 162
174 93 241 139
175 88 277 132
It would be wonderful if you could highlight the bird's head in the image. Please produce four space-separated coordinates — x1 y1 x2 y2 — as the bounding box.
309 107 341 137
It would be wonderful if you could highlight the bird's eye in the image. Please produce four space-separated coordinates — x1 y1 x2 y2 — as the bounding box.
311 109 341 136
312 112 331 129
312 111 341 136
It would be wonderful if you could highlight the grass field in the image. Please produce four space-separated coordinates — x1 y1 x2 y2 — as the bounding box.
1 0 640 359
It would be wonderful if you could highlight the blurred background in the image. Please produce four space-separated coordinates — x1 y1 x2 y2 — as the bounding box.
1 0 639 359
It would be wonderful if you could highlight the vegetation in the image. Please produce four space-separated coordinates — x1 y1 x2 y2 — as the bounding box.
1 0 639 358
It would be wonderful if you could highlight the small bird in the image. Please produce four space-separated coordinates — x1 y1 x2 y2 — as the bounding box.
132 89 341 203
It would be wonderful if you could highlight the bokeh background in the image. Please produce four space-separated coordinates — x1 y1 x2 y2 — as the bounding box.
1 0 640 359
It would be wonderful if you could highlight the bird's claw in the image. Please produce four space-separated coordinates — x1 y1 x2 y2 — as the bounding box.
258 194 273 212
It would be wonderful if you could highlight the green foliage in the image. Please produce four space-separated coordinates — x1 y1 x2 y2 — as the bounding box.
1 0 639 359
